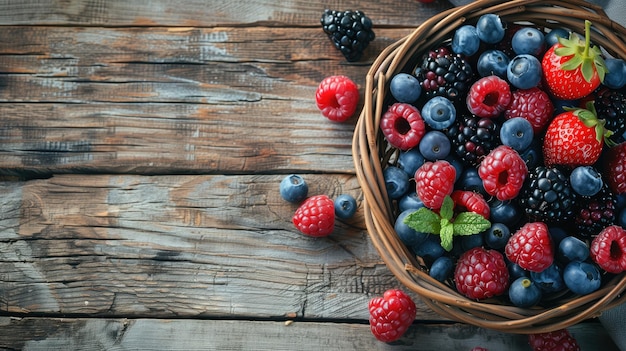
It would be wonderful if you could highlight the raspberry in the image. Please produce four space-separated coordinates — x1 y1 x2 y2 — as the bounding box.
315 75 359 122
604 142 626 195
368 289 416 342
380 103 426 151
450 190 490 219
292 195 335 237
478 145 528 201
466 75 512 118
454 247 510 300
415 160 456 210
590 225 626 274
504 87 554 133
320 9 375 62
528 329 581 351
505 222 554 273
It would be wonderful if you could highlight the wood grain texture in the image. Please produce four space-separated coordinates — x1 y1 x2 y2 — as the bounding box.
0 317 618 351
0 1 452 27
0 174 440 320
0 26 414 175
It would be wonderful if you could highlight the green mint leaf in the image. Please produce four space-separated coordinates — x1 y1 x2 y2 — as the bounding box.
440 222 454 251
452 212 491 236
404 207 441 235
439 195 454 221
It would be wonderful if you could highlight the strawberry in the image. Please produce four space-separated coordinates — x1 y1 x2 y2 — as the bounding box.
543 104 612 167
541 20 606 100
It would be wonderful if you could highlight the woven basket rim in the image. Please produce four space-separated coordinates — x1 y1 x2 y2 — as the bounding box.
353 0 626 334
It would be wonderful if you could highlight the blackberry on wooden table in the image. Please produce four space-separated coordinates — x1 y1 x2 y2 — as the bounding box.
321 9 375 62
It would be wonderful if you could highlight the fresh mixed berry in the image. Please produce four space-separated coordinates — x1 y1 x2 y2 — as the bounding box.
372 14 626 309
320 9 375 62
368 289 416 342
315 75 360 122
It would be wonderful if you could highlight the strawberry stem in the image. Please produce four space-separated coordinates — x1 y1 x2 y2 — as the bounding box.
583 20 591 59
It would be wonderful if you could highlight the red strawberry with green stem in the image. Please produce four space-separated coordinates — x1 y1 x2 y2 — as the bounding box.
543 102 613 167
542 20 607 100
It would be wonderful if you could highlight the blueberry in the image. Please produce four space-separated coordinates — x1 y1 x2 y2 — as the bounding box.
508 262 529 280
460 233 484 251
429 256 454 282
383 166 410 199
603 58 626 90
476 49 510 78
563 261 602 295
399 191 425 212
483 222 511 250
390 73 422 103
334 194 358 219
507 54 542 89
511 27 545 56
500 117 534 152
509 277 542 308
545 27 570 47
557 236 590 263
458 167 486 195
413 234 446 264
279 174 308 203
444 154 464 183
489 200 522 228
395 209 429 246
530 264 565 293
549 226 568 247
518 140 542 169
418 130 451 160
452 25 480 56
569 166 603 197
552 99 578 114
421 96 457 130
397 148 425 177
476 14 505 44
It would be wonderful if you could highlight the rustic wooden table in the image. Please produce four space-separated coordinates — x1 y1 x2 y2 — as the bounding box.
0 1 621 350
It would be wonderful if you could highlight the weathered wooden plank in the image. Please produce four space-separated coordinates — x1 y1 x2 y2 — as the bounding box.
0 317 618 351
0 0 453 27
0 102 358 174
0 26 415 174
0 174 441 321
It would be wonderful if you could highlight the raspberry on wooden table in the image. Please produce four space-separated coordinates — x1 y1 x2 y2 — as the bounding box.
292 195 335 237
368 289 416 342
528 329 581 351
315 75 360 122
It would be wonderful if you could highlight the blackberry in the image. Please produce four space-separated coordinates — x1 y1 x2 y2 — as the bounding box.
517 166 576 223
414 46 474 103
573 185 618 239
321 9 375 62
594 87 626 143
446 113 500 167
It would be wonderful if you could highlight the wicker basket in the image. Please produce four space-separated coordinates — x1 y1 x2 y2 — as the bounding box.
353 0 626 334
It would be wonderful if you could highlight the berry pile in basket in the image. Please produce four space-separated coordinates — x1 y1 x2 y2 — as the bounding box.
382 14 626 305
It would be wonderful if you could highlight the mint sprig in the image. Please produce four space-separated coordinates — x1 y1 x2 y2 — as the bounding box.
403 195 491 251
